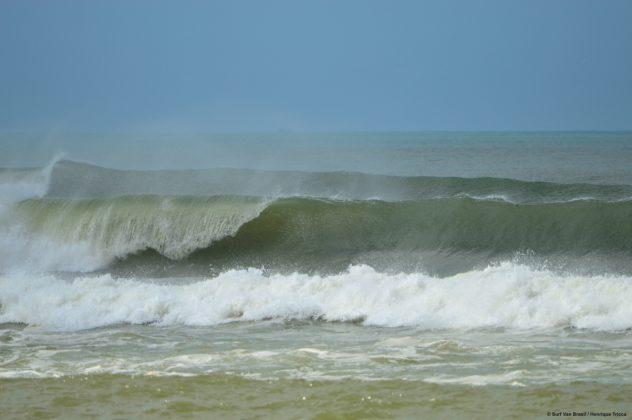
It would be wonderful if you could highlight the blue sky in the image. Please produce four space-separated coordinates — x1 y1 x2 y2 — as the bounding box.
1 0 631 131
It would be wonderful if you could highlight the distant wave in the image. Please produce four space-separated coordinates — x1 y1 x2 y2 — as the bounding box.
45 159 632 203
2 263 632 331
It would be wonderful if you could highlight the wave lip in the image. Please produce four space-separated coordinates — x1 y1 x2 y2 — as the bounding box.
1 263 631 332
1 195 268 273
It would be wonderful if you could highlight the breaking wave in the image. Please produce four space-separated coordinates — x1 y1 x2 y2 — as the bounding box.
1 263 631 331
5 194 632 274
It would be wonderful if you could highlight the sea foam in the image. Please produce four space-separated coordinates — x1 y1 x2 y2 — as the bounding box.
1 263 630 331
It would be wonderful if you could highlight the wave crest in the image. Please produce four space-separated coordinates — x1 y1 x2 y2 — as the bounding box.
10 195 267 264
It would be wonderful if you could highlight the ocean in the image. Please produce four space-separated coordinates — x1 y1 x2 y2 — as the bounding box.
1 132 631 418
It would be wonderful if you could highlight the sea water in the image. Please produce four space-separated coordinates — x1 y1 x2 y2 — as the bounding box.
1 132 631 418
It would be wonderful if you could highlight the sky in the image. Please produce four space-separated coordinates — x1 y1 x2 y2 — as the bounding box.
1 0 631 132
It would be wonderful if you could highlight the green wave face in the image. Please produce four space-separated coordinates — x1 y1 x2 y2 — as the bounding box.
10 195 632 277
185 197 632 275
253 198 632 252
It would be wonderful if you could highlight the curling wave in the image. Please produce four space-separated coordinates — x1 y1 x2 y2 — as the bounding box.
5 195 267 272
4 195 632 275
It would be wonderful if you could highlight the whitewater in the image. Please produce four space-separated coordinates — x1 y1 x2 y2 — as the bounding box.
3 264 632 331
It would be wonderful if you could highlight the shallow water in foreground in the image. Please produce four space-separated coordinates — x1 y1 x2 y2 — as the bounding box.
2 375 630 419
1 321 631 418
